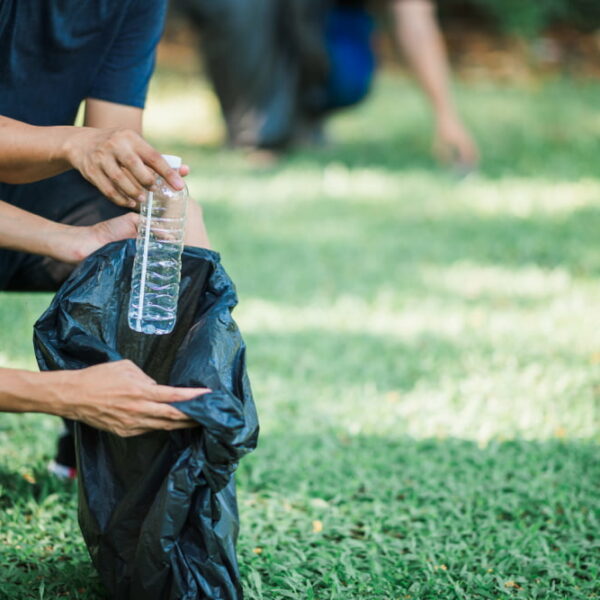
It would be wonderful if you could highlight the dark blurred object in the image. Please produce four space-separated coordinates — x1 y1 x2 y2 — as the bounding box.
161 6 600 84
441 26 600 81
437 0 600 35
173 0 374 149
34 240 258 600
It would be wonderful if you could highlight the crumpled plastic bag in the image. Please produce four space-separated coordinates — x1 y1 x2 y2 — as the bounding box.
33 239 259 600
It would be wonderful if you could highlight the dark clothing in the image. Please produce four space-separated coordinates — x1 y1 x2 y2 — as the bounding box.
0 0 167 127
176 0 375 149
177 0 329 149
0 0 165 291
323 5 375 110
0 0 165 470
0 172 127 292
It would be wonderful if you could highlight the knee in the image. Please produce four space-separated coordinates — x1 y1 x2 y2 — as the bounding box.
185 200 211 249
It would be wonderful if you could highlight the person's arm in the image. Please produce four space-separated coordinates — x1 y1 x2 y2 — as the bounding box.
0 199 139 263
391 0 479 166
0 361 209 437
0 114 184 208
84 99 210 248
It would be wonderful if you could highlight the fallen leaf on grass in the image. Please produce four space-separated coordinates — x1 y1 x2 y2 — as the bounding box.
22 472 36 484
312 520 323 533
504 581 522 589
252 547 263 555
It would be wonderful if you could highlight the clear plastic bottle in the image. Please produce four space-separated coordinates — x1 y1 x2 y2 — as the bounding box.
128 154 188 335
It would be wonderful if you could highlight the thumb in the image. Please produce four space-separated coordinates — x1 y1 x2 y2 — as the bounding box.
96 212 139 245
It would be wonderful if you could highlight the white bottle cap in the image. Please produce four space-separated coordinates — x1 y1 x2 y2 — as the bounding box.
162 154 182 169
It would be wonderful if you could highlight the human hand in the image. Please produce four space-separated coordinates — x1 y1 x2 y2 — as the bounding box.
63 127 188 208
53 360 210 437
432 113 479 170
48 212 139 264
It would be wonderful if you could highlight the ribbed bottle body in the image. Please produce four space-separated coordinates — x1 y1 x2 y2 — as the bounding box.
128 177 187 335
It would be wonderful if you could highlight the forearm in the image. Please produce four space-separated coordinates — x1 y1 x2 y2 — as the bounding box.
0 200 71 259
391 0 457 119
0 99 142 186
0 361 207 437
84 98 143 133
0 116 79 184
0 368 66 415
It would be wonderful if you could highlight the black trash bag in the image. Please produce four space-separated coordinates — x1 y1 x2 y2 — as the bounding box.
33 239 259 600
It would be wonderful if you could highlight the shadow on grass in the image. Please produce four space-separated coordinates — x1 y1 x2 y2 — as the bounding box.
2 558 107 600
238 432 599 500
166 111 600 182
0 464 75 509
0 204 596 345
286 136 600 181
0 467 108 599
244 328 500 393
213 202 600 305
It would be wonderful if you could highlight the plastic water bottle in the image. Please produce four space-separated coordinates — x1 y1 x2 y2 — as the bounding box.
128 154 188 335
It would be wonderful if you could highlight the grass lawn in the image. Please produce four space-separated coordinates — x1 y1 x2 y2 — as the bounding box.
1 71 599 599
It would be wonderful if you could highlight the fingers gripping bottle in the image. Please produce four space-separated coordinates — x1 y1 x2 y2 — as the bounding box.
128 154 188 335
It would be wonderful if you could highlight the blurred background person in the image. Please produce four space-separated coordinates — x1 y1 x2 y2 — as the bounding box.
174 0 479 168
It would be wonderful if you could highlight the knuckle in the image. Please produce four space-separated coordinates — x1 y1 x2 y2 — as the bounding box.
105 138 119 152
86 163 99 177
107 167 125 184
91 148 104 160
123 128 138 141
123 154 139 169
122 415 136 429
107 129 129 148
141 172 155 187
147 149 162 164
166 407 182 420
102 184 116 198
130 387 147 401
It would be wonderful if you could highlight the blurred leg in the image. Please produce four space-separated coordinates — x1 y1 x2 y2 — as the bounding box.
176 0 331 149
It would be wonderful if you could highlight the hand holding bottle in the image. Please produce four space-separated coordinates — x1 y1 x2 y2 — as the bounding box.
63 127 188 208
128 154 188 335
